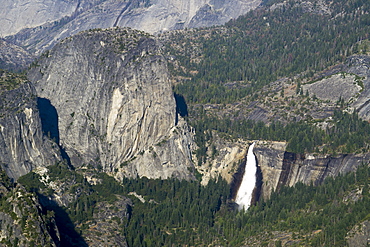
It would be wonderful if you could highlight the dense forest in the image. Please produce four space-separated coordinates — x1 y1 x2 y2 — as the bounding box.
17 161 370 246
161 0 370 164
165 0 370 105
192 110 370 164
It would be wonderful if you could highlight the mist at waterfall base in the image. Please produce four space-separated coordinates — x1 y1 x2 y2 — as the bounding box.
235 142 257 210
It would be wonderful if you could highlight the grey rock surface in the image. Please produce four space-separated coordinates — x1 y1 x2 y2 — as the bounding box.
302 73 361 103
0 0 79 37
254 141 370 199
0 39 34 72
3 0 262 55
27 27 195 180
202 139 369 200
0 182 59 246
0 72 61 180
347 220 370 247
0 0 108 37
346 55 370 121
303 54 370 121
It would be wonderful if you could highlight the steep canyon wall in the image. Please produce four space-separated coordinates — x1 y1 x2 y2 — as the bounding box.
27 28 195 180
0 73 61 180
254 142 370 199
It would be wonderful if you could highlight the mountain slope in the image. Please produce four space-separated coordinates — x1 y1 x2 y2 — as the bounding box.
0 0 370 246
161 0 370 167
2 0 261 55
0 70 61 180
158 0 370 207
27 27 195 180
0 39 34 72
0 169 60 246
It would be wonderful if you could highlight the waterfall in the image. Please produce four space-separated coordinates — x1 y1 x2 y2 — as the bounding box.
235 142 257 210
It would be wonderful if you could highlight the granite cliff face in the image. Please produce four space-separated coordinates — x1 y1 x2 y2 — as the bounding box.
212 140 369 202
3 0 261 55
0 0 113 37
194 133 248 185
199 138 369 201
27 28 195 180
0 71 61 180
253 141 370 199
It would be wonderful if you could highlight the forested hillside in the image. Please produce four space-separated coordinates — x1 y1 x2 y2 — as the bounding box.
17 159 370 246
164 0 370 104
162 0 370 163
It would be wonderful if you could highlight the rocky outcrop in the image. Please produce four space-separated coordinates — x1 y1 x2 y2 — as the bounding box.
25 164 130 246
3 0 262 55
302 73 362 103
347 220 370 247
346 55 370 121
27 27 195 180
303 54 370 121
254 141 370 199
0 39 34 72
0 71 61 180
196 134 248 185
82 196 131 247
0 171 60 246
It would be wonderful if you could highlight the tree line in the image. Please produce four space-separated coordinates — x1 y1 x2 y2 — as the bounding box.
191 110 370 164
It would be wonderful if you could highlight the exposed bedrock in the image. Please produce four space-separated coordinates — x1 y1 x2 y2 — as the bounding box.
254 141 370 199
27 28 195 180
0 74 61 180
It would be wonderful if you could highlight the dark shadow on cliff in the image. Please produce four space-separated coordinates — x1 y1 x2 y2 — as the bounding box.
230 155 246 201
174 93 188 124
228 158 245 210
251 159 263 205
276 152 297 192
38 194 88 247
37 98 59 143
37 97 72 167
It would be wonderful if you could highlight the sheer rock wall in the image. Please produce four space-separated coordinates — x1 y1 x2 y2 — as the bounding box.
27 28 195 180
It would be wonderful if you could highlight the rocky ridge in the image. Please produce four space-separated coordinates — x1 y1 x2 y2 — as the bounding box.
0 71 61 180
254 141 370 200
186 54 370 126
27 27 195 180
3 0 262 55
0 170 59 246
21 162 133 246
0 39 34 72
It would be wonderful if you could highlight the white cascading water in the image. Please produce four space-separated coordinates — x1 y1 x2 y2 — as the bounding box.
235 142 257 210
